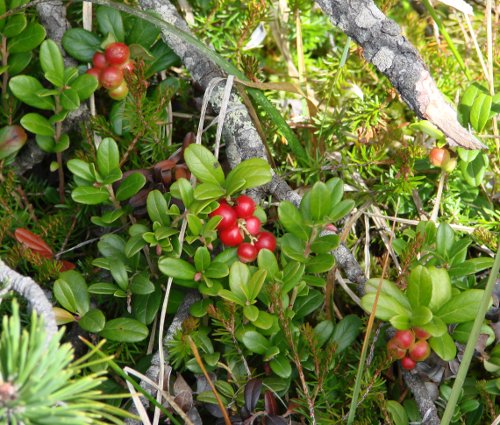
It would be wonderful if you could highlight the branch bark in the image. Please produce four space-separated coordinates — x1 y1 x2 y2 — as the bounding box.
314 0 486 150
0 258 57 340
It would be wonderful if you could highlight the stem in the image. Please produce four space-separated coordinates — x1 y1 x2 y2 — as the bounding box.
440 244 500 425
187 336 232 425
54 96 65 203
1 35 12 124
347 203 399 425
430 171 446 222
79 338 182 425
422 0 472 80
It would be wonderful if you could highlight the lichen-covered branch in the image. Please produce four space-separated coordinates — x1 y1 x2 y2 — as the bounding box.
0 258 57 340
314 0 486 150
403 371 440 425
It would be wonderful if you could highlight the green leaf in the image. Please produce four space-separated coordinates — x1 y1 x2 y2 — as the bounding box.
448 257 495 278
427 266 452 311
409 120 445 140
429 333 457 361
469 91 492 132
158 257 196 280
270 355 292 378
305 254 335 273
242 330 270 355
419 316 447 337
436 289 487 324
96 6 125 41
460 152 489 187
386 400 409 425
130 272 155 295
124 234 147 258
224 158 272 195
229 261 250 301
79 309 105 333
280 233 307 262
125 15 160 48
116 172 146 201
71 186 109 205
278 201 309 240
100 318 149 342
308 182 331 221
204 262 229 279
60 87 80 111
248 269 267 301
364 278 411 310
71 74 98 101
390 314 411 330
314 320 334 347
91 208 126 227
293 289 324 319
97 138 120 178
133 288 163 324
328 199 355 222
54 270 89 316
436 223 454 258
361 292 411 321
407 265 432 308
452 321 495 346
170 178 194 207
458 83 488 126
20 113 54 136
62 28 102 62
194 182 226 200
67 159 95 182
194 246 210 271
253 310 275 330
310 234 340 254
88 282 119 295
243 305 259 322
184 144 225 186
7 23 46 53
457 148 479 163
7 52 32 75
410 305 433 327
9 75 55 110
145 42 180 78
40 40 64 87
2 14 27 38
147 190 170 226
218 289 246 305
331 315 362 353
109 258 128 291
257 248 279 279
281 262 305 293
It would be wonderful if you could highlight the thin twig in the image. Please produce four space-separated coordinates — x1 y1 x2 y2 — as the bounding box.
187 337 232 425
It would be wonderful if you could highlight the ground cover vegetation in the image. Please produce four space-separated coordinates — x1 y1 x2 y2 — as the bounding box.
0 0 499 423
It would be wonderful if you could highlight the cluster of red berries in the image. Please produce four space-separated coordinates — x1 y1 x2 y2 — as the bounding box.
86 42 134 100
387 328 431 370
210 195 276 263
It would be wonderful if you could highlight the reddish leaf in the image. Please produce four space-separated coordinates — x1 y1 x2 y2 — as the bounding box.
14 228 53 257
264 390 278 415
58 260 76 271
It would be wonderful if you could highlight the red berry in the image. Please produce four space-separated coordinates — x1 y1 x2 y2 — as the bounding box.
108 81 129 100
387 338 406 360
100 66 124 89
393 330 414 350
234 195 256 218
105 42 130 65
237 243 258 263
409 340 431 362
413 327 431 340
219 226 243 247
244 216 261 235
401 356 417 370
255 232 276 252
92 52 108 69
210 202 237 230
429 148 450 167
121 60 135 73
86 67 101 85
